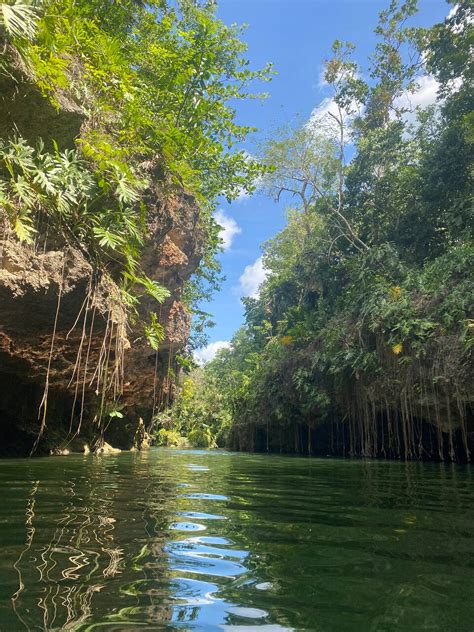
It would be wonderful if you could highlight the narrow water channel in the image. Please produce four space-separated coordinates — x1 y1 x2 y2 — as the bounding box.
0 449 472 631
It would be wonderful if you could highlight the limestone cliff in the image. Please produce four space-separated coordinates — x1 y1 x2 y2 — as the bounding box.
0 59 205 455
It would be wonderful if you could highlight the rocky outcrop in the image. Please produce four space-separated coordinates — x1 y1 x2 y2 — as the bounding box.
0 184 204 454
0 67 206 455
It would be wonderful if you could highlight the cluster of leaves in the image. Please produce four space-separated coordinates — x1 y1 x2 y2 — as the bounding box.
173 0 473 456
0 136 170 320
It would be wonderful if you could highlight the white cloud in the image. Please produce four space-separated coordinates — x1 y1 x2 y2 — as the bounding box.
307 96 364 140
310 73 441 136
310 96 339 121
310 75 441 135
238 256 268 299
311 60 364 137
214 209 241 251
306 97 340 138
446 5 467 34
447 5 458 20
193 340 231 365
394 75 440 114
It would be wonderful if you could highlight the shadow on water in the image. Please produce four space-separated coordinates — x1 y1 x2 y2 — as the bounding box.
0 449 473 631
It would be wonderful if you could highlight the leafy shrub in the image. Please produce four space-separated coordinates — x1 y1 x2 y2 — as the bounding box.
188 427 214 449
156 429 188 448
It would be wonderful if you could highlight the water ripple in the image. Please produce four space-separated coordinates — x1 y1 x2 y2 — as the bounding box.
178 511 226 521
0 450 472 631
182 492 229 501
169 521 207 532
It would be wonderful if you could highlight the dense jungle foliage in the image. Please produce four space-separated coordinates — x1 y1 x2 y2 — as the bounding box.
0 0 269 439
160 1 474 460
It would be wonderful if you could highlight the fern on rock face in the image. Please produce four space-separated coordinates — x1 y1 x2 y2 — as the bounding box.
0 138 134 251
0 136 170 348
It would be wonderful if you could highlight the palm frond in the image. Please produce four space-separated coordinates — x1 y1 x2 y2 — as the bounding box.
0 2 40 41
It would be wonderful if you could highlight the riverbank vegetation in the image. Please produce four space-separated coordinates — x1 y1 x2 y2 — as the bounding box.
161 1 473 460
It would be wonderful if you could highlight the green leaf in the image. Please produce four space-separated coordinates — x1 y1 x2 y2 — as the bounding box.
0 2 40 41
145 312 166 351
14 215 36 242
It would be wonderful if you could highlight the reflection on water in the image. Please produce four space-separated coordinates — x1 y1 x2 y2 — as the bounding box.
0 450 473 631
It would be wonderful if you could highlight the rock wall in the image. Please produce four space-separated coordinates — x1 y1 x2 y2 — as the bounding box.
0 190 204 454
0 65 205 455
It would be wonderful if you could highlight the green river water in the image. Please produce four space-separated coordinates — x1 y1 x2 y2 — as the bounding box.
0 449 472 631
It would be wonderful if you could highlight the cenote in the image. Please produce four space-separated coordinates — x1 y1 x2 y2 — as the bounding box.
0 449 473 631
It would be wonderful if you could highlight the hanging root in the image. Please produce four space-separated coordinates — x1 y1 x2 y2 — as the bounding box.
67 279 93 434
75 303 97 439
31 254 67 456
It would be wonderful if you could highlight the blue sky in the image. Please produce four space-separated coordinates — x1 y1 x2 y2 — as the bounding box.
194 0 450 363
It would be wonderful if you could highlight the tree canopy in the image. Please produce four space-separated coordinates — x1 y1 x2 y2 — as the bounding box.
162 0 473 461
